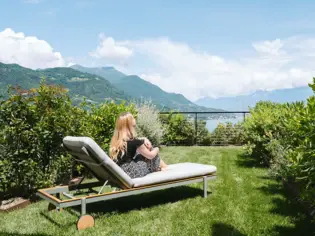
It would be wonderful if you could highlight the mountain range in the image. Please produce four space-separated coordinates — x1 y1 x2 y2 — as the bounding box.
70 65 216 112
0 62 130 105
195 86 314 111
0 62 219 111
1 61 313 112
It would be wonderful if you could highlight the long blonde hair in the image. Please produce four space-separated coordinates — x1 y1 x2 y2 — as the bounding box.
109 112 137 161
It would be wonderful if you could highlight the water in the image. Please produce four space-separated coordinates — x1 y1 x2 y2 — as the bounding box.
205 115 245 132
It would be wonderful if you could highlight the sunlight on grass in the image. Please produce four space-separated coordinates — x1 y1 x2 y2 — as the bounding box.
0 146 314 236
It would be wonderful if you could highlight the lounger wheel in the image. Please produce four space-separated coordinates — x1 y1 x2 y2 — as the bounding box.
77 215 95 230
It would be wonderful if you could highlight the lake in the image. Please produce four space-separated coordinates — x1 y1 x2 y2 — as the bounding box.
205 115 245 132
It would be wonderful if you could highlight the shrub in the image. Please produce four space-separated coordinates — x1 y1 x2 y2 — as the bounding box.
282 96 315 203
0 82 137 199
0 83 78 199
210 122 245 146
196 119 212 145
243 78 315 208
160 112 195 145
243 101 288 165
134 100 165 147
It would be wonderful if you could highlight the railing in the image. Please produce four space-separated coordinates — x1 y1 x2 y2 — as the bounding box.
159 111 250 146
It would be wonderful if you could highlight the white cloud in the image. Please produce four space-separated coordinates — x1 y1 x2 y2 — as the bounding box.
0 28 65 69
67 62 76 67
90 33 133 63
252 39 284 56
119 36 315 101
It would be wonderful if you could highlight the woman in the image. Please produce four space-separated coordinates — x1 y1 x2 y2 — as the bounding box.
109 112 168 178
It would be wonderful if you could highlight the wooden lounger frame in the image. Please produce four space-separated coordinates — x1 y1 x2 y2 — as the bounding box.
37 174 216 230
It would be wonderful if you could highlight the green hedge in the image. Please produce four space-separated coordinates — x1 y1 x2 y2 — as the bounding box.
0 83 135 199
243 78 315 207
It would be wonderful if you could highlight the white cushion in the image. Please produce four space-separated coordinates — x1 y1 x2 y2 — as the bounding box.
132 162 216 187
63 136 134 189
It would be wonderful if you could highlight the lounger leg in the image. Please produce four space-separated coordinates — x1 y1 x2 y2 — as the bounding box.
56 193 63 212
81 198 86 215
77 198 95 230
203 176 207 198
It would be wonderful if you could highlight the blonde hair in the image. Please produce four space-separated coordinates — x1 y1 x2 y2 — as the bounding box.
109 112 137 161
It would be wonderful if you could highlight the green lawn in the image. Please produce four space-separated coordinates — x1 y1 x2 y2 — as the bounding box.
1 146 314 236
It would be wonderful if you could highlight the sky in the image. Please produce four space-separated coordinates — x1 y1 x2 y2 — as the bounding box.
1 0 315 101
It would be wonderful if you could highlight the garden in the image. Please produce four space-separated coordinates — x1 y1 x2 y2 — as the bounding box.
0 80 315 235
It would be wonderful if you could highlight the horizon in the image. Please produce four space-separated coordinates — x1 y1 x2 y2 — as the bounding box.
1 0 315 101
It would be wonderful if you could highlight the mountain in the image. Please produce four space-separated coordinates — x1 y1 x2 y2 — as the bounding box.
0 62 130 104
70 65 222 112
70 65 126 84
195 86 314 111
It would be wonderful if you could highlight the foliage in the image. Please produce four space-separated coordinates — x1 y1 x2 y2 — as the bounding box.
159 113 245 146
160 113 195 145
196 120 212 145
243 77 315 207
0 83 78 199
134 100 165 146
210 121 245 146
243 101 289 165
0 81 137 199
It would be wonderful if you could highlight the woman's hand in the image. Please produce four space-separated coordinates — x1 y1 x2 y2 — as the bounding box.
144 138 152 149
137 144 159 159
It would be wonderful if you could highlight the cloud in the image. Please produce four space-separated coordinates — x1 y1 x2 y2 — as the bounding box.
67 62 76 67
118 36 315 101
90 33 133 63
252 39 284 56
0 28 65 69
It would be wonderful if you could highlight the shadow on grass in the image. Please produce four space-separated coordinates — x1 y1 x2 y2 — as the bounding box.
0 233 51 236
211 223 246 236
235 153 266 169
39 211 76 228
258 181 315 235
69 186 208 217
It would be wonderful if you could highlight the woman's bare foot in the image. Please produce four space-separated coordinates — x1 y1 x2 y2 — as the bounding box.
160 160 168 171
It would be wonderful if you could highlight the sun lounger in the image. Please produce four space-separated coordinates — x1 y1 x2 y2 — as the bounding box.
36 136 217 230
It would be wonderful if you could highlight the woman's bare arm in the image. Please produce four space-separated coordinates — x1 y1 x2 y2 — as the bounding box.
137 144 159 159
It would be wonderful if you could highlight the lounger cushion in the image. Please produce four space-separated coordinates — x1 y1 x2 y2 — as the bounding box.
63 136 134 189
132 163 216 187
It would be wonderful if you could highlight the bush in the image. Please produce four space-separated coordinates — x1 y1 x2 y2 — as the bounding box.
196 119 212 145
135 100 165 147
210 121 245 146
243 101 288 165
0 82 137 199
0 83 78 199
160 112 195 145
243 78 315 208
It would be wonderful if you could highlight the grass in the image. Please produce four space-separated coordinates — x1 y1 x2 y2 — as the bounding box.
1 146 315 236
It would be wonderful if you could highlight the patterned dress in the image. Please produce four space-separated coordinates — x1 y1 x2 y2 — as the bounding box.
115 138 161 179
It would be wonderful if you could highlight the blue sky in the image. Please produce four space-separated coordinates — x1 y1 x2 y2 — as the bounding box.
1 0 315 100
